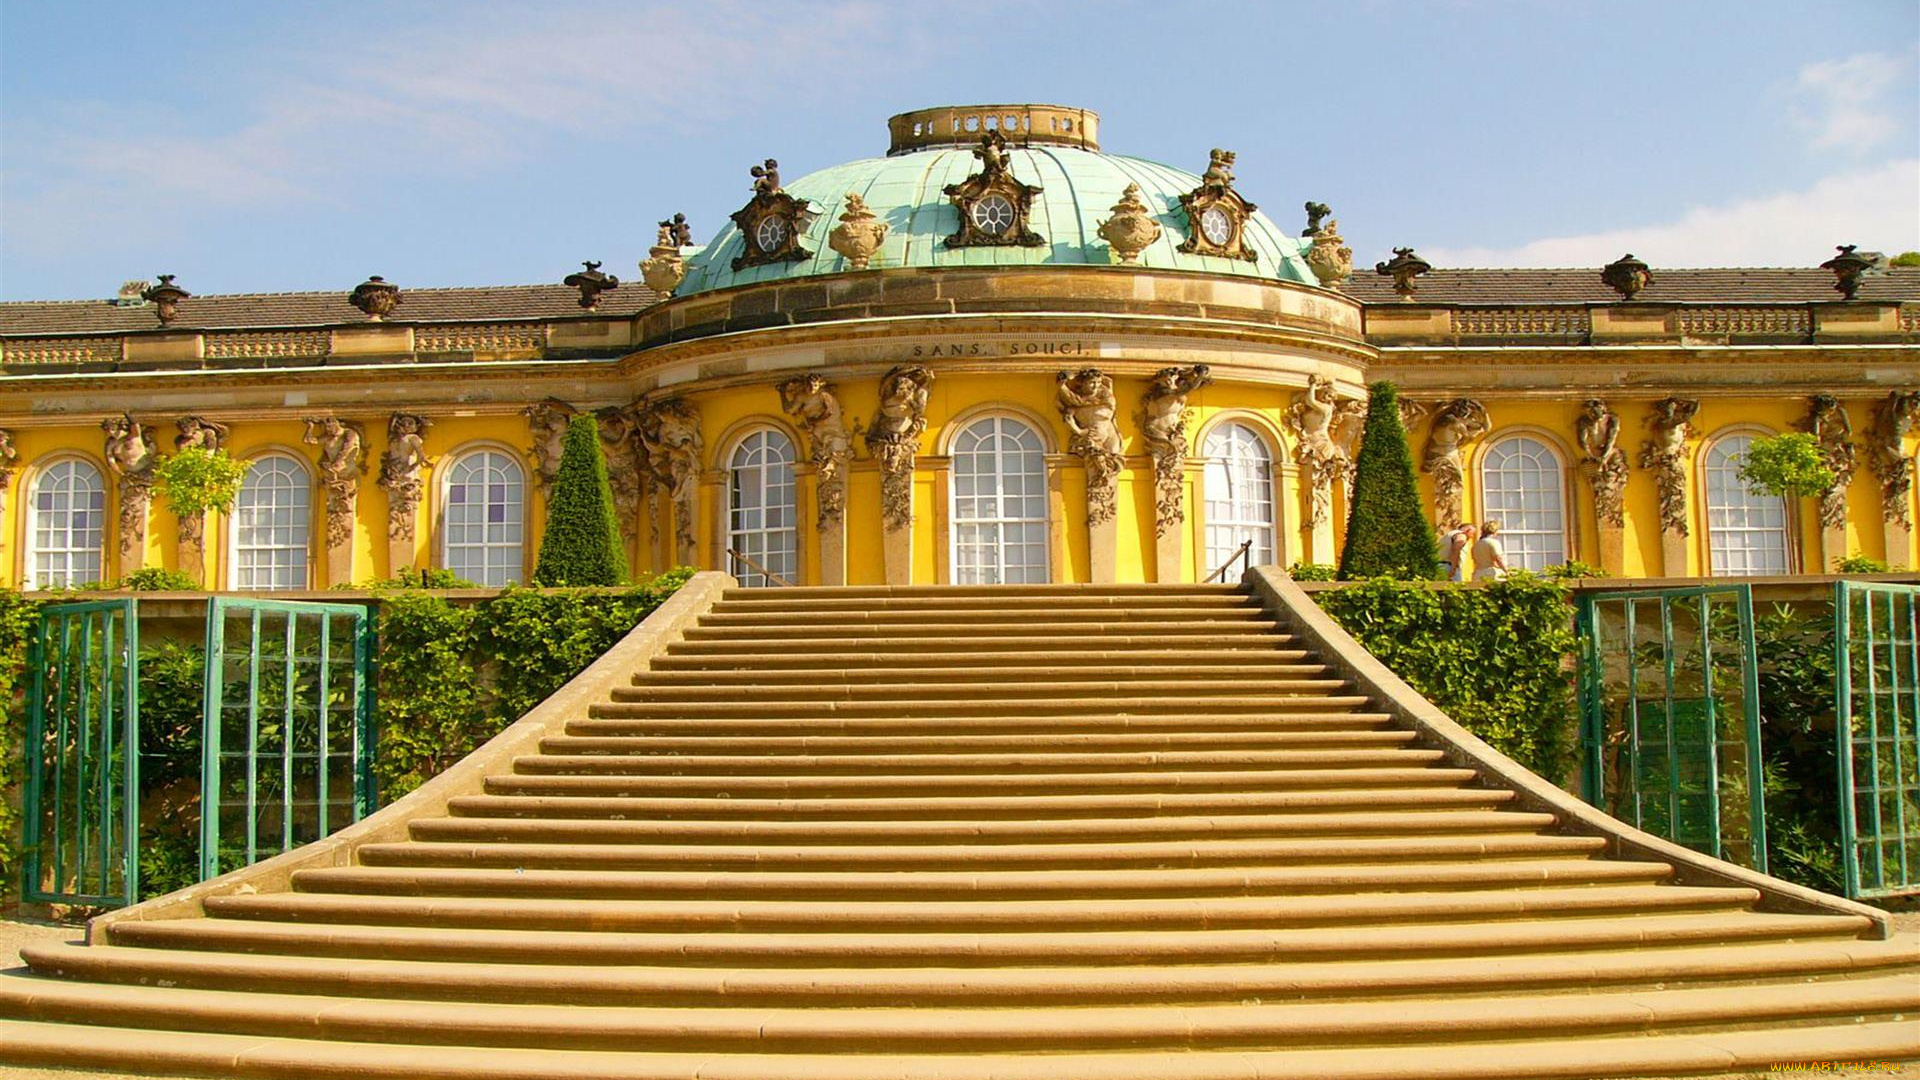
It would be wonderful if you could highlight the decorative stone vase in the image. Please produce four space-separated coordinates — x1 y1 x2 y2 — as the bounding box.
828 193 889 270
348 276 402 320
639 246 686 297
1097 184 1161 264
1305 221 1354 289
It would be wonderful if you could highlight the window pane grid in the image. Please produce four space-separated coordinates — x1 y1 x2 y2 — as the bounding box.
951 417 1049 585
728 430 798 588
1704 434 1789 576
1479 436 1567 571
28 460 106 588
232 455 312 590
1202 423 1275 572
444 451 525 587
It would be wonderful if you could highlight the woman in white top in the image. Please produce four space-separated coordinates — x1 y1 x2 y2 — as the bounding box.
1442 522 1477 582
1472 519 1508 580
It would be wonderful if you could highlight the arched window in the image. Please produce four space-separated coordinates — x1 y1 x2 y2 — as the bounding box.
1202 422 1276 572
950 416 1049 584
27 459 106 588
1478 435 1568 571
442 449 525 587
230 454 312 590
1703 433 1790 576
727 429 798 588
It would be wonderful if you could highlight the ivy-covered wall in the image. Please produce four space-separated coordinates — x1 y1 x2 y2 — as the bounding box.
1312 574 1578 783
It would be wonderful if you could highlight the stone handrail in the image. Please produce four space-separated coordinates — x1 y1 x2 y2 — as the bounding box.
87 570 735 941
1245 564 1894 939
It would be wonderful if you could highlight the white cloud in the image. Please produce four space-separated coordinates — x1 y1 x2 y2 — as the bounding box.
1424 158 1920 267
1790 51 1908 152
2 1 913 250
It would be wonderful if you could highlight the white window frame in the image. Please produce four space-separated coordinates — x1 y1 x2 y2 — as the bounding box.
1201 421 1277 573
1702 431 1791 577
1477 434 1569 572
726 429 799 588
25 457 107 588
227 452 314 591
949 415 1050 585
439 447 526 587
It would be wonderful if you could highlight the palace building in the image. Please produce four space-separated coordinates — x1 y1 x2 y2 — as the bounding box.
2 102 1917 590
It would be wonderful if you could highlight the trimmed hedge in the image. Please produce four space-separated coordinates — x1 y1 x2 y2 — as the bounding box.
533 415 626 586
1338 382 1438 580
1316 574 1576 783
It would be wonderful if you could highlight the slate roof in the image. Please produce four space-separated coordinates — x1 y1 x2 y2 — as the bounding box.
0 283 662 337
1338 267 1920 305
2 268 1914 338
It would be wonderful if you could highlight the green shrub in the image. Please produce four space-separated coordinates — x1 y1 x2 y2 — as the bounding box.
0 588 34 892
125 567 202 591
1338 382 1438 580
342 567 478 590
1737 432 1833 500
1544 560 1605 580
152 447 246 517
533 415 626 586
372 568 694 799
1287 563 1338 582
1835 554 1892 574
1316 574 1576 782
1749 603 1845 892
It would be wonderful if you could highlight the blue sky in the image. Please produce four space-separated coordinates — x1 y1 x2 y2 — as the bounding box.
1 0 1915 301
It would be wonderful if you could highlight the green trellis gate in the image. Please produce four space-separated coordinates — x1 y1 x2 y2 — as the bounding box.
1833 581 1920 899
20 599 141 907
1575 584 1767 871
200 597 376 880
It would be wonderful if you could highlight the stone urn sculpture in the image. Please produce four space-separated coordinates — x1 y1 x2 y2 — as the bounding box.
828 193 889 270
1098 184 1161 264
639 214 692 297
1305 219 1354 289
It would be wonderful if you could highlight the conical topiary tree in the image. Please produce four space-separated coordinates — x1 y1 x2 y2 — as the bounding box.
1337 381 1439 580
533 414 626 586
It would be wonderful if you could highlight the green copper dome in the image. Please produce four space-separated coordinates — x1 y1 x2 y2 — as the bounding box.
676 106 1318 297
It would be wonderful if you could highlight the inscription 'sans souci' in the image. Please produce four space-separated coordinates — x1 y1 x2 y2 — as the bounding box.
909 341 1090 359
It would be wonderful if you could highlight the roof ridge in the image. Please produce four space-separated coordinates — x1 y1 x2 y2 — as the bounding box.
0 282 593 307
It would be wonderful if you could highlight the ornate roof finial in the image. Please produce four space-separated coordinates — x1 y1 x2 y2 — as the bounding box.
641 215 692 296
563 261 621 310
1820 244 1873 301
1600 253 1654 301
1097 184 1162 264
1201 148 1237 192
750 159 782 195
139 274 191 325
348 275 403 320
1374 247 1432 301
1302 201 1331 237
829 193 890 270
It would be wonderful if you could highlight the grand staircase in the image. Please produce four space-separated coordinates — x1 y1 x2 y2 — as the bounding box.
2 578 1915 1079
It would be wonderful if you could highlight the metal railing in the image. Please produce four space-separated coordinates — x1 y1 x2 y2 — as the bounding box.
1833 581 1920 899
1203 539 1255 584
727 548 795 588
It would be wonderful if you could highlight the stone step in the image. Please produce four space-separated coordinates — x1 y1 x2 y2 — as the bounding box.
695 609 1279 629
21 936 1912 1010
286 856 1669 903
203 885 1752 937
614 677 1353 702
648 648 1319 670
666 634 1299 654
508 748 1448 777
7 970 1910 1057
587 695 1376 718
535 729 1422 757
408 809 1557 847
632 663 1334 685
723 584 1248 601
99 910 1872 968
480 766 1483 799
679 621 1285 641
3 1016 1914 1080
710 593 1263 613
351 832 1603 872
563 711 1399 737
